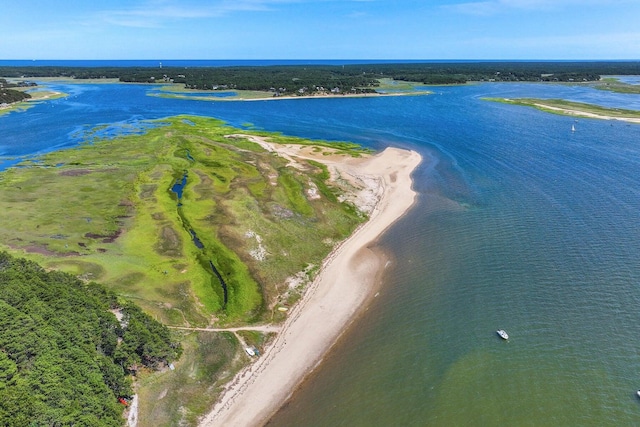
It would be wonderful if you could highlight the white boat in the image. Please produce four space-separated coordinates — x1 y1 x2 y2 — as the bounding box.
245 347 256 357
497 330 509 340
572 124 576 132
636 390 640 398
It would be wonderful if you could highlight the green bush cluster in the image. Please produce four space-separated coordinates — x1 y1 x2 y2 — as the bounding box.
0 78 31 104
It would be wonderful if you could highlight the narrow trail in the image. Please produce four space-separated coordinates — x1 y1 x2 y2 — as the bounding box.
167 325 282 333
168 325 280 360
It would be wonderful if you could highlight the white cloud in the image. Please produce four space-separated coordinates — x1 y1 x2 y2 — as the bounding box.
444 0 632 16
96 0 303 28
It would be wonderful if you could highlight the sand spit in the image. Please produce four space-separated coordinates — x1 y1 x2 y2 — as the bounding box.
200 139 422 427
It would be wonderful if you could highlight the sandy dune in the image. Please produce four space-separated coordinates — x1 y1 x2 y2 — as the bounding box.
200 141 422 427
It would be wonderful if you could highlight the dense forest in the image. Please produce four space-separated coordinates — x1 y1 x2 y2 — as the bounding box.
355 61 640 84
0 78 32 104
1 61 639 94
0 251 182 426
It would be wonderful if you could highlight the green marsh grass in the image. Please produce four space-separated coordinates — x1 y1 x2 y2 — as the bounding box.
0 113 372 424
483 97 640 120
136 330 242 426
0 115 366 326
593 78 640 94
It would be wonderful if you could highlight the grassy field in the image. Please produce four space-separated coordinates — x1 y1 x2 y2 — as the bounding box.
593 78 640 94
483 97 640 121
151 85 275 100
0 115 367 327
375 77 428 91
136 330 242 426
1 77 122 84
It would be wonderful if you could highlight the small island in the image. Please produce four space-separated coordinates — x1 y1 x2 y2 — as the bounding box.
484 97 640 124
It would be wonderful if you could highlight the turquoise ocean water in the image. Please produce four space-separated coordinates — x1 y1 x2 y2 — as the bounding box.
3 78 640 425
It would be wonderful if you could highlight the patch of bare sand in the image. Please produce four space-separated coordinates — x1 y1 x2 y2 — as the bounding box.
199 138 422 427
532 103 640 123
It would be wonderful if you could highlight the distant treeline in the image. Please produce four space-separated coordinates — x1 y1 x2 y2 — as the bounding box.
1 62 640 93
0 251 182 426
0 78 32 104
358 61 640 84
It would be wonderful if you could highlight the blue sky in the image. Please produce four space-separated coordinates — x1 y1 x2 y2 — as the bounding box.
2 0 639 59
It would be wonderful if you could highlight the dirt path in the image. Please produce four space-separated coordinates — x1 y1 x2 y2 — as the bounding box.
167 324 281 333
126 394 138 427
199 146 422 427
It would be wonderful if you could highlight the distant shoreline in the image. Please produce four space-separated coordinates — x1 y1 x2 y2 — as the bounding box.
1 77 433 101
0 89 66 116
484 97 640 124
152 89 432 102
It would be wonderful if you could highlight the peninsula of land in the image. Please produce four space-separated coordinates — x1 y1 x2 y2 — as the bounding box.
485 97 640 123
0 114 421 424
199 142 422 427
151 87 431 102
0 88 66 116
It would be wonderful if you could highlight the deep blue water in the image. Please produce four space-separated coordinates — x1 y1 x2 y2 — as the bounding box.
3 81 640 425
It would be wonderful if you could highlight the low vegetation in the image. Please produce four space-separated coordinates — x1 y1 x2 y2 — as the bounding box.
0 116 366 327
483 97 640 120
593 77 640 94
135 330 242 426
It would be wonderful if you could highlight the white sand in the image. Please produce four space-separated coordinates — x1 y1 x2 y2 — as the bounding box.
532 103 640 123
199 141 422 427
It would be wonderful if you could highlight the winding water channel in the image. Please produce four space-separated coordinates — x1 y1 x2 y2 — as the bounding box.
170 169 229 306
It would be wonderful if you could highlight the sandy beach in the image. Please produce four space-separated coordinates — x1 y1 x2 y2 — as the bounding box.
532 103 640 123
199 140 422 427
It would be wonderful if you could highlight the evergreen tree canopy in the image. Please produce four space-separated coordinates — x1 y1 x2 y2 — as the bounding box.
0 252 182 426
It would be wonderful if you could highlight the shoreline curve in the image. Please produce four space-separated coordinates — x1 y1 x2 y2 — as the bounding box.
199 145 423 427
